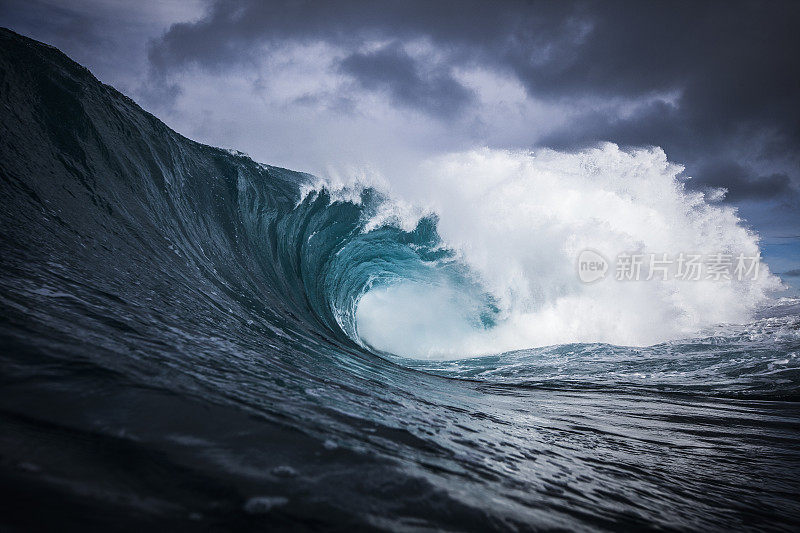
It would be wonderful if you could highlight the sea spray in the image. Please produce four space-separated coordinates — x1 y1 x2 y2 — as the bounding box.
324 145 785 358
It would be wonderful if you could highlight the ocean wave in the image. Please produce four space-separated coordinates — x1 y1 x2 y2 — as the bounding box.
2 28 800 531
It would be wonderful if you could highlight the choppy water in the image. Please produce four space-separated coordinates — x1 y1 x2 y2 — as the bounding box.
1 28 799 531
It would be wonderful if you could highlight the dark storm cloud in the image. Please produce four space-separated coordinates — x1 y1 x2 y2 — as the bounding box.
540 100 686 153
4 0 787 205
339 43 473 117
147 0 574 70
517 1 800 202
146 0 581 115
148 0 800 198
694 161 793 202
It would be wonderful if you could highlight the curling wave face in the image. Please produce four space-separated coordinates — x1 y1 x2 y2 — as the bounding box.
342 146 782 359
1 29 800 530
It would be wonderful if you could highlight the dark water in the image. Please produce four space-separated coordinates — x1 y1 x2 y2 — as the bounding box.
1 28 799 531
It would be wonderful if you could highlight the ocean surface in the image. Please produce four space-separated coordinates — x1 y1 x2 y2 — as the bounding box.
1 28 799 531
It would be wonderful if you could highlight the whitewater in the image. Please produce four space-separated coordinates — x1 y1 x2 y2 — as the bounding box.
1 28 799 531
320 146 780 359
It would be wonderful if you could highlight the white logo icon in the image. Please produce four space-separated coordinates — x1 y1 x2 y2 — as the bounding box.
577 249 608 283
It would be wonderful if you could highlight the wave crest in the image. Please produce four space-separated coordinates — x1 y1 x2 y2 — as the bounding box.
310 145 783 359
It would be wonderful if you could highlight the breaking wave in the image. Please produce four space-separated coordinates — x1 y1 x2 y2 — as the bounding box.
2 28 799 531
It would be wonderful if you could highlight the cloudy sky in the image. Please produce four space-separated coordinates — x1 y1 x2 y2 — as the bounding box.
2 0 799 286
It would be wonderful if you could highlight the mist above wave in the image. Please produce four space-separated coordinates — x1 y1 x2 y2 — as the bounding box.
340 145 784 359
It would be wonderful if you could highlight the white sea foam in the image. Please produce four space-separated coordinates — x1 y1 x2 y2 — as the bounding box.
337 144 783 359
